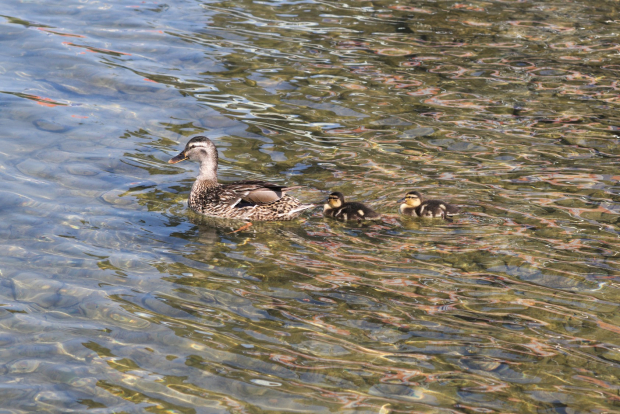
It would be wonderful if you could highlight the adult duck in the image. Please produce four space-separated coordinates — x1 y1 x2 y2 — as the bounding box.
169 136 314 221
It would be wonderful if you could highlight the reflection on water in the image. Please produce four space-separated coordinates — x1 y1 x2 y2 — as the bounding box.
1 0 619 412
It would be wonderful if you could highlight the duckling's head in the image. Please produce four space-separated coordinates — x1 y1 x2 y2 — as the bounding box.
402 191 422 207
326 191 345 208
168 136 218 165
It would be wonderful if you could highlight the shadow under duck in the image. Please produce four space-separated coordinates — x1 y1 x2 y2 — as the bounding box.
399 190 460 221
168 136 314 221
323 192 381 222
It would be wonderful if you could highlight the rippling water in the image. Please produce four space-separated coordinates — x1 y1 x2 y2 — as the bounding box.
1 0 620 412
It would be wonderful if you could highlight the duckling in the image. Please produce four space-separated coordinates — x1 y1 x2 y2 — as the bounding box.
168 136 315 221
399 190 460 221
323 192 381 222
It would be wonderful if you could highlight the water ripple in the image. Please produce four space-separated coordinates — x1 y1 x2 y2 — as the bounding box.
0 0 619 412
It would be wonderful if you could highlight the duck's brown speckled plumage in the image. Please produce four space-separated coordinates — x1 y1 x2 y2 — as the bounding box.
189 179 310 221
169 136 314 221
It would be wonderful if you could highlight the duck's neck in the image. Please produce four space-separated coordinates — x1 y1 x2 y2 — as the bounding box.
400 204 416 216
196 160 218 186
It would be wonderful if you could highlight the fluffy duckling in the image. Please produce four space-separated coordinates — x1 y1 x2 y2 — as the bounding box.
399 190 460 221
323 192 381 222
168 136 315 221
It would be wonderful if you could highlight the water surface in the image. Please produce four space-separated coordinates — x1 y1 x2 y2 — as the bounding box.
1 0 619 412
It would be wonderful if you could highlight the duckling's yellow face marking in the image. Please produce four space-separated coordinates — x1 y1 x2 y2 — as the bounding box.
404 193 421 207
327 195 342 208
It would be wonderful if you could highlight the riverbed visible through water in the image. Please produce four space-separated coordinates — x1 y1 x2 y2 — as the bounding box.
1 0 619 412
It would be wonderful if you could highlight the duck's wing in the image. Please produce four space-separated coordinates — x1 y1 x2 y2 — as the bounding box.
223 181 302 206
418 200 460 219
422 200 460 215
347 202 381 220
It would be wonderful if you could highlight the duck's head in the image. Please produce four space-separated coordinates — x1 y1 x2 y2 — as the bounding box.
168 136 218 165
401 191 422 207
326 191 345 208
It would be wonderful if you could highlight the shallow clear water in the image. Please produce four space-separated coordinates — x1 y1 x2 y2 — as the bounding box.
1 0 620 412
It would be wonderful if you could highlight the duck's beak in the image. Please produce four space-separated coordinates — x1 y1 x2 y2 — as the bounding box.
168 151 187 164
398 197 405 203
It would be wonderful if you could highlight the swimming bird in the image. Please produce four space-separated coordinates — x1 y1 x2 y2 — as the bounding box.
323 191 381 222
399 190 460 221
168 136 314 222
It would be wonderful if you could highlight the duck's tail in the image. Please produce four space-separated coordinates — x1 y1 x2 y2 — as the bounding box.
445 204 461 215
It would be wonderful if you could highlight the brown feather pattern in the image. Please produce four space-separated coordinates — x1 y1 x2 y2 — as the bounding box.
189 180 313 221
171 136 315 221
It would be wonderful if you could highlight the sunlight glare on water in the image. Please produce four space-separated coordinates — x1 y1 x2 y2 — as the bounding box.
0 0 619 412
